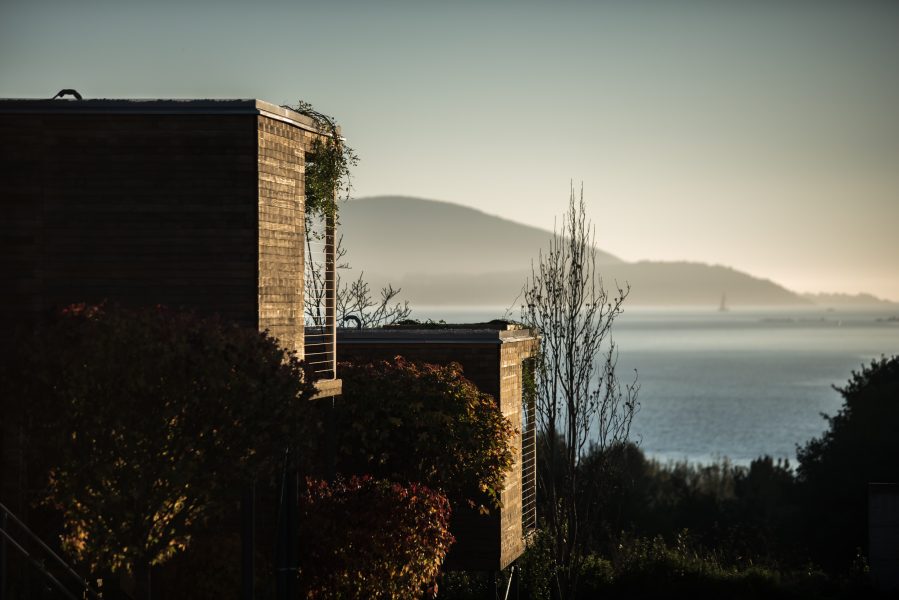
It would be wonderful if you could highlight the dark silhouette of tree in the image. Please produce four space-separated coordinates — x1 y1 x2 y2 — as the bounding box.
796 355 899 570
1 304 314 600
306 234 412 329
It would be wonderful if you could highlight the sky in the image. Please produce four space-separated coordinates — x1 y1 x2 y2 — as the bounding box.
2 0 897 300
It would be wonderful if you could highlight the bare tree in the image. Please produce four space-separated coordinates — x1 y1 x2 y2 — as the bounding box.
521 185 638 599
305 231 411 329
336 271 411 328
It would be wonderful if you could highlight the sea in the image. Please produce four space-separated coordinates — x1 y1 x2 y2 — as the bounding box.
411 305 899 467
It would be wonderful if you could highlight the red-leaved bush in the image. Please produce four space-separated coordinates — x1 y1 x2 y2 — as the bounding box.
298 475 454 599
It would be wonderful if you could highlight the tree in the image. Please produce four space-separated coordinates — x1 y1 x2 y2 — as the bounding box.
796 355 899 569
1 304 315 599
306 234 412 329
521 186 639 598
335 248 412 328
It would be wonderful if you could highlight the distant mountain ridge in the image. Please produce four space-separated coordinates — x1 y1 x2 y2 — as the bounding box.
338 196 887 308
800 292 895 307
339 195 621 276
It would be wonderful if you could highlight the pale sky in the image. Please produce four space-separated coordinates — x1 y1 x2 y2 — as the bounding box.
2 0 897 300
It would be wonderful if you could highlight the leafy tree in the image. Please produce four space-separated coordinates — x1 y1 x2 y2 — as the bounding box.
297 476 454 599
521 186 639 598
1 304 314 599
796 355 899 569
306 357 515 510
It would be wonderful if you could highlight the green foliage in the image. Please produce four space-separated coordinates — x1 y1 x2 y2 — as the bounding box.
612 531 743 585
1 303 314 577
568 441 802 564
586 532 868 599
466 528 860 600
516 527 559 600
605 532 780 598
796 355 899 569
437 571 491 600
576 553 614 597
440 527 559 600
440 533 560 600
291 100 358 223
297 476 453 599
308 357 515 510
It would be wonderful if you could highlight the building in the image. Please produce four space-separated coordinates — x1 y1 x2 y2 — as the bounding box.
0 97 337 388
338 323 539 571
0 95 538 586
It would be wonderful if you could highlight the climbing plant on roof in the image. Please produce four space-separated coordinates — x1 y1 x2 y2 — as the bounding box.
290 100 358 224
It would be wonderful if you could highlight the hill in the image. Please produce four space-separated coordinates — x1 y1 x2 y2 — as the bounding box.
338 196 621 276
800 292 896 308
338 196 811 308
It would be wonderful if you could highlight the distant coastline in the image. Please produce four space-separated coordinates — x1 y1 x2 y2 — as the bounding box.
341 196 896 309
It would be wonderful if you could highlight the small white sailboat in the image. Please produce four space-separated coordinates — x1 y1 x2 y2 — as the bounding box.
718 293 729 312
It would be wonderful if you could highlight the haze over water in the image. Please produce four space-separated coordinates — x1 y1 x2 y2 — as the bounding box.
414 306 899 466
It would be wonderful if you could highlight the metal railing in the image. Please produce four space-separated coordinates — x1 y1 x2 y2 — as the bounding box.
303 211 336 381
521 361 538 536
0 502 101 600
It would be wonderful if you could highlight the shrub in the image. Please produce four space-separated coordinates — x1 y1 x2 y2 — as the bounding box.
310 357 515 509
574 442 802 565
437 571 491 600
609 532 781 598
576 553 614 597
517 527 558 600
297 475 454 599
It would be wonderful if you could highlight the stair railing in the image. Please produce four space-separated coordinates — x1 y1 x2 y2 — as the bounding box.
0 501 101 599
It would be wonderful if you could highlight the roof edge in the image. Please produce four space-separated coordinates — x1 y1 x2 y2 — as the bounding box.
0 98 333 135
337 328 540 344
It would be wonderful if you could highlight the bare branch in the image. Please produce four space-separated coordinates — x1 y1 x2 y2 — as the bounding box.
306 232 412 329
521 184 639 598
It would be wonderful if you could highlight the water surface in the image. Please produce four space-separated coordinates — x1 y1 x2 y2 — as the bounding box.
413 306 899 465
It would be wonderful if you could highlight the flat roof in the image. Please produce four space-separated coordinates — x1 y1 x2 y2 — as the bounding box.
0 98 331 134
337 326 539 345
